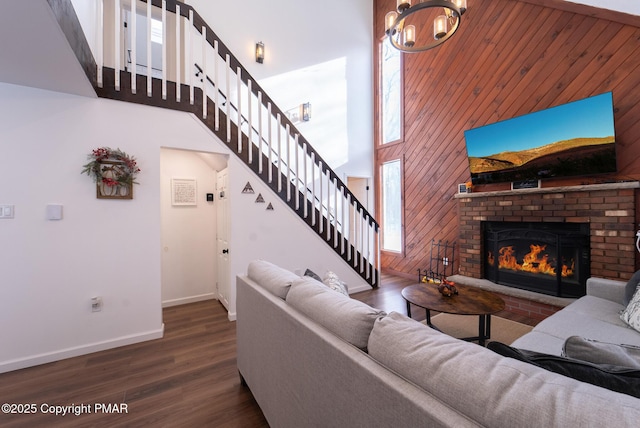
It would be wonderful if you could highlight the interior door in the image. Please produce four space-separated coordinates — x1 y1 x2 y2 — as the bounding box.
216 168 230 311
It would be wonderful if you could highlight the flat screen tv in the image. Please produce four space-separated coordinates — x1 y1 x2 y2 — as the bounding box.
464 92 617 185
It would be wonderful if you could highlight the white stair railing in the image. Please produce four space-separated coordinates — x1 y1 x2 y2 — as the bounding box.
99 0 380 285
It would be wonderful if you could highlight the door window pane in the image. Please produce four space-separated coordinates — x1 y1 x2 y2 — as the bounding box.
381 160 402 252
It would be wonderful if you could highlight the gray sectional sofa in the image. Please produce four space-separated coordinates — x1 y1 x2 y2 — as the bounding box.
512 276 640 354
236 260 640 427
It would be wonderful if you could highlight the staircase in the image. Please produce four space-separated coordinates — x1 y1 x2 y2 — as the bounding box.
78 0 380 287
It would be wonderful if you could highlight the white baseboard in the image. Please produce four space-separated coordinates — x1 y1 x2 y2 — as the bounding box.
0 325 165 374
348 283 373 294
162 293 217 308
228 311 236 321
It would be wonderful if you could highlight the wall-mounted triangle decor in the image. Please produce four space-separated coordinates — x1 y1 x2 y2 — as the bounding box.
255 193 265 203
266 203 274 211
242 182 254 194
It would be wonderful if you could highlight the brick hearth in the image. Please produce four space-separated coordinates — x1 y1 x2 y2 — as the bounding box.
456 182 640 283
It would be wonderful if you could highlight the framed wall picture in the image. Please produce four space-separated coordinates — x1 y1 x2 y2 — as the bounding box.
96 160 133 199
82 147 140 200
171 178 197 206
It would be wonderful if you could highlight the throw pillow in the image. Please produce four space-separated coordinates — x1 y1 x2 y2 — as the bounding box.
487 341 640 398
563 336 640 369
624 270 640 306
304 268 322 282
323 270 349 296
620 285 640 333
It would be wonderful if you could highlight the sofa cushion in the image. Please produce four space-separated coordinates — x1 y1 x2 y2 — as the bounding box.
624 270 640 306
621 286 640 333
562 295 627 327
247 260 299 299
286 277 385 350
527 308 640 348
511 330 566 355
563 336 640 369
368 311 640 426
488 341 640 398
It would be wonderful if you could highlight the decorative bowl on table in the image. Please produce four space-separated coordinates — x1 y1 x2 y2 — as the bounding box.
437 279 458 297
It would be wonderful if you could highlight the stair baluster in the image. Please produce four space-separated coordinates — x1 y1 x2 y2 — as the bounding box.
96 0 379 287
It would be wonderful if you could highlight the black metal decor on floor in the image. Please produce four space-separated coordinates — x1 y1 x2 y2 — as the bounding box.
418 239 456 284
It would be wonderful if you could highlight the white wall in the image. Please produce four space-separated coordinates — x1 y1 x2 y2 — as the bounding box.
0 81 372 371
0 83 227 372
0 0 376 372
72 0 374 201
226 149 376 320
160 148 226 307
186 0 375 181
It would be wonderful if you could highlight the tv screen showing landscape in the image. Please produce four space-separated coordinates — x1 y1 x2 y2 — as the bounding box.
464 92 617 185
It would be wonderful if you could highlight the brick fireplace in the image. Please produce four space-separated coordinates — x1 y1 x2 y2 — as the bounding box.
456 182 640 290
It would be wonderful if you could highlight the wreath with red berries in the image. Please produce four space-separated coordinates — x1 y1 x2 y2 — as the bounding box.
81 147 141 187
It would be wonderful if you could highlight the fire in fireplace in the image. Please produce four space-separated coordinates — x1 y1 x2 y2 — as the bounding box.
489 244 575 278
483 222 590 297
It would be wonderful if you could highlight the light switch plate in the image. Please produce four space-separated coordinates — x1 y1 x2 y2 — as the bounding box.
46 204 63 220
0 205 14 219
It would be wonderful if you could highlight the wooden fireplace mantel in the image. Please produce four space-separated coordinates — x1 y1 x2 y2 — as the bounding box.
454 181 640 199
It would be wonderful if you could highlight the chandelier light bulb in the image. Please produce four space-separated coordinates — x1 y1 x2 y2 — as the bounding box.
385 11 398 35
434 15 448 40
454 0 467 14
397 0 411 13
404 25 416 47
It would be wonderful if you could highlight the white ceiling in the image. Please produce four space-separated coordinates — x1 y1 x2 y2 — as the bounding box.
0 0 95 97
0 0 637 98
569 0 640 16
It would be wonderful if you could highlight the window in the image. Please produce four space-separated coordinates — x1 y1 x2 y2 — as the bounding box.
150 18 163 44
381 159 402 252
380 40 401 144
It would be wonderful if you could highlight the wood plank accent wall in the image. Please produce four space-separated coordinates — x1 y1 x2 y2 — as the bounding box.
374 0 640 279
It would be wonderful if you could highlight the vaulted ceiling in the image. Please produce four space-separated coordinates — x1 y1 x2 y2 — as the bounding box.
0 0 95 97
0 1 637 98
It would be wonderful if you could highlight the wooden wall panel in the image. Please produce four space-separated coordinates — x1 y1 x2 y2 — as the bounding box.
374 0 640 278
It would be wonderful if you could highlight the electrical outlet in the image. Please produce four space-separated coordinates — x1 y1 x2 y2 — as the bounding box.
442 257 449 266
91 297 103 312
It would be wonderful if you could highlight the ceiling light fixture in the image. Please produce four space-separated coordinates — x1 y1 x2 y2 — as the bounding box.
385 0 467 53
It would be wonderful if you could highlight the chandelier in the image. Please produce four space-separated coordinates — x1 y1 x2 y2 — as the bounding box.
385 0 467 53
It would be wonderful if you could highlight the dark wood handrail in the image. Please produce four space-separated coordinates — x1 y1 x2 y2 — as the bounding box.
138 0 378 230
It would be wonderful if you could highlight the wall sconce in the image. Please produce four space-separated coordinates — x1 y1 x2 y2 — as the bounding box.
284 102 312 124
301 102 311 122
255 41 264 64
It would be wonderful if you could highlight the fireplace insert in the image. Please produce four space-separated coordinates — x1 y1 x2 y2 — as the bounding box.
483 222 589 297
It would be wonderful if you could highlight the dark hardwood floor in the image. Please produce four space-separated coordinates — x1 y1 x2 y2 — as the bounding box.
0 273 538 427
352 273 540 327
